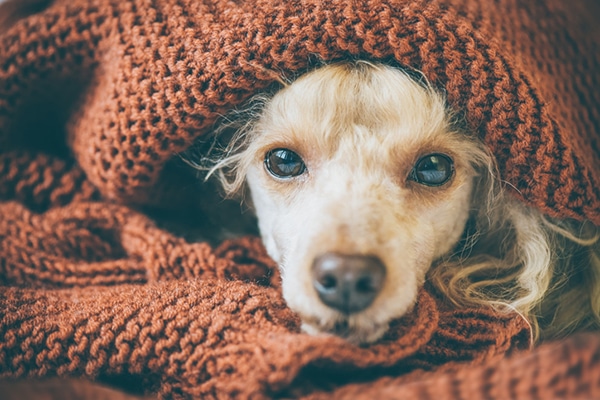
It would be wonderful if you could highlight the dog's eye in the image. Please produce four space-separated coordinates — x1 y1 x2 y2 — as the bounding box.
265 148 306 178
410 154 454 186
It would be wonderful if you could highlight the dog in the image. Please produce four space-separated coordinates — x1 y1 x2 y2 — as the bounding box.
191 61 600 344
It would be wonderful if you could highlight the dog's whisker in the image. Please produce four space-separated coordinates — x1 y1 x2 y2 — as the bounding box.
500 179 523 196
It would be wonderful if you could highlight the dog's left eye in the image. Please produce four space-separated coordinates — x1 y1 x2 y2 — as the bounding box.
410 154 454 186
265 148 306 178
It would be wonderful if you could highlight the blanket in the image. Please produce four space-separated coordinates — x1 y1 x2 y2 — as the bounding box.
0 0 599 398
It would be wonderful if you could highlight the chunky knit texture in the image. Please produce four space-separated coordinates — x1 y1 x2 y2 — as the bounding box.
0 0 599 398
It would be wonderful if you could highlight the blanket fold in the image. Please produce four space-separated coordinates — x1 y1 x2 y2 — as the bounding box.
1 274 532 398
1 0 599 398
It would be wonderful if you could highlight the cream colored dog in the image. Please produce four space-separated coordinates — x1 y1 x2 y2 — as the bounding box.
195 61 600 344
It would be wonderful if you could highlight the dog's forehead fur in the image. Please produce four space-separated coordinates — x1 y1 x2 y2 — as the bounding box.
248 63 479 199
255 63 450 159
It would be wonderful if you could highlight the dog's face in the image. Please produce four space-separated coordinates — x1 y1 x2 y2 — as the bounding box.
243 63 484 343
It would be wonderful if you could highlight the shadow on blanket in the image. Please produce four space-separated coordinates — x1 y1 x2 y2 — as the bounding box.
0 0 599 398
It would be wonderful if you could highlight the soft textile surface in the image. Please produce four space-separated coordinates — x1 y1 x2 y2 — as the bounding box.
0 203 530 397
0 0 598 398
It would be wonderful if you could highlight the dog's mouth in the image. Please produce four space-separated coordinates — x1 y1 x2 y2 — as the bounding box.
329 319 352 337
301 316 390 344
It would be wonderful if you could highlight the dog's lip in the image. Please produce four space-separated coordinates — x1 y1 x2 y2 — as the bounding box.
300 314 353 336
303 315 387 343
329 319 352 337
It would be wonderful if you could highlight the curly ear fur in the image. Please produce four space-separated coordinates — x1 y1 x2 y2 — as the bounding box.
428 148 600 341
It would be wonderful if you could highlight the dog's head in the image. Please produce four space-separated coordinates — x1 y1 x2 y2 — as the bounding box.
217 62 491 343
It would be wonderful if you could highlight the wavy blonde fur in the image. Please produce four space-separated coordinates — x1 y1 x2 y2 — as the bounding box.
429 146 600 340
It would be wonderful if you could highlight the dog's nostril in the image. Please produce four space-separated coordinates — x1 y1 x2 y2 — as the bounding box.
355 276 375 293
312 253 386 314
318 275 337 290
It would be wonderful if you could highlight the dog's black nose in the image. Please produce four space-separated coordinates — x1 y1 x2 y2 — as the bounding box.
312 253 386 314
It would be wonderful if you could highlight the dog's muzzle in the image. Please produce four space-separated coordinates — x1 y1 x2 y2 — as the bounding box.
311 253 386 314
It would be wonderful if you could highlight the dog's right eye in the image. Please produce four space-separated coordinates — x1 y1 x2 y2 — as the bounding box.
264 148 306 178
409 153 454 186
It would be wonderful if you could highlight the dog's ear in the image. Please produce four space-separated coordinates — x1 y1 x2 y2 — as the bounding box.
0 0 54 35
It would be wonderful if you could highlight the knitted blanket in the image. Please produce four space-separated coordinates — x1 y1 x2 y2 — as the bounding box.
0 0 599 399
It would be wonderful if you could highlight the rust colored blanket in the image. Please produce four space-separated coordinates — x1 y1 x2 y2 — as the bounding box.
0 0 599 399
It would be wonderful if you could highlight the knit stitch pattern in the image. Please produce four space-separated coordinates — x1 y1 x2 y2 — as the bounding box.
0 0 599 398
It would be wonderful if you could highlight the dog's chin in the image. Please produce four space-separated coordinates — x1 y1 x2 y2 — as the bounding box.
301 318 390 345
